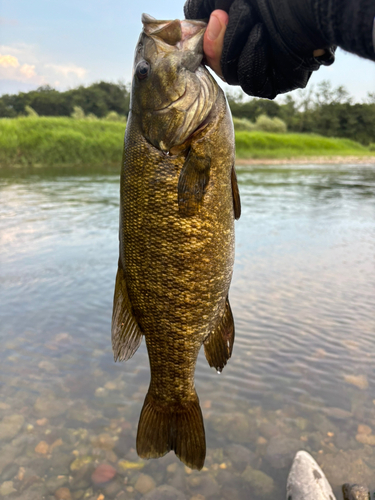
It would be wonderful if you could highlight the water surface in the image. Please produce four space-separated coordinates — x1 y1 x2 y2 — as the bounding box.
1 163 375 500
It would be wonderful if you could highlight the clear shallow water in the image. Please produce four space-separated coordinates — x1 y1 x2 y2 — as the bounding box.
0 163 375 500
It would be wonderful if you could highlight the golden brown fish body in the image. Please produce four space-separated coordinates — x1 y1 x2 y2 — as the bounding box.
112 14 240 470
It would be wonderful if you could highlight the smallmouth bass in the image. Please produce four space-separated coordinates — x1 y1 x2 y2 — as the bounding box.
111 13 241 470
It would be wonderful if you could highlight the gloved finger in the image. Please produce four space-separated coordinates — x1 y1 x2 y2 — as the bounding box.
237 22 313 98
237 22 276 98
220 0 258 85
184 0 234 20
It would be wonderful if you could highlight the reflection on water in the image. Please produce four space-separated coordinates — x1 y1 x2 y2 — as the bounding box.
0 163 375 500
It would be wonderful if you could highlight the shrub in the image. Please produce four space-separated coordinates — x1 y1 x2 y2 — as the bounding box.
71 106 85 120
86 113 99 121
232 117 255 132
105 111 126 122
255 114 287 133
25 105 39 117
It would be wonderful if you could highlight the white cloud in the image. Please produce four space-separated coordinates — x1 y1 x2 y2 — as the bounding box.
0 53 42 84
19 64 37 79
0 55 19 68
46 64 87 79
0 44 39 64
0 44 88 90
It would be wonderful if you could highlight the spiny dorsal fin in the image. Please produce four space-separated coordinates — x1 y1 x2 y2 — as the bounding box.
204 297 235 372
111 266 142 361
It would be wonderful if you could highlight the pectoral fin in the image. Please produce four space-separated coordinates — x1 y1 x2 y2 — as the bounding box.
204 298 235 373
178 149 210 217
231 165 241 220
111 265 142 361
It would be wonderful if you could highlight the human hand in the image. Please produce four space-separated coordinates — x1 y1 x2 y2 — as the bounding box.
184 0 335 99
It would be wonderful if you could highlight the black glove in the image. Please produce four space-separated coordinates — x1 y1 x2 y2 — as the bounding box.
184 0 336 99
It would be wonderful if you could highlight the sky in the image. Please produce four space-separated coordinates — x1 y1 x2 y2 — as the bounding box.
1 0 374 102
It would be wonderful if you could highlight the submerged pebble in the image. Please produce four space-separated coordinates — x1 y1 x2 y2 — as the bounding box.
343 375 369 390
91 463 116 485
118 459 144 471
0 480 16 496
265 436 301 469
224 443 257 472
70 456 94 472
342 483 371 500
35 440 50 454
0 462 19 481
241 466 275 498
55 487 73 500
34 396 67 418
0 414 24 441
187 474 219 497
356 434 375 446
141 484 187 500
135 474 156 494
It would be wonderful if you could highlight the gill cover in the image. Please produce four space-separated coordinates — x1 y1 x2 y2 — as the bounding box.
130 14 218 153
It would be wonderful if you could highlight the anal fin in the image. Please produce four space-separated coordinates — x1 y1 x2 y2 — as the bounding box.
231 165 241 220
111 266 142 361
204 297 235 373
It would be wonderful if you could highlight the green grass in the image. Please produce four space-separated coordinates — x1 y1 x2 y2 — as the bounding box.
235 130 371 158
0 117 373 168
0 117 126 167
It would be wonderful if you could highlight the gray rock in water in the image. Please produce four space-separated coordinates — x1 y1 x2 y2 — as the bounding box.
188 474 220 498
342 484 370 500
33 396 68 418
0 462 19 482
225 444 257 472
266 436 301 469
286 451 337 500
0 481 16 496
141 485 186 500
45 475 69 494
0 414 24 442
322 407 352 421
242 466 275 498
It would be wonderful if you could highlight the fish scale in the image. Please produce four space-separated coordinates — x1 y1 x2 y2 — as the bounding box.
111 14 240 470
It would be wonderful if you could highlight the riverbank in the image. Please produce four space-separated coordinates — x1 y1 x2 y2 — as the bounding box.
1 117 373 167
237 156 375 165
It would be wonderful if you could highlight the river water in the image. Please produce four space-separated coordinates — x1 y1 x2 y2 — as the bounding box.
0 163 374 500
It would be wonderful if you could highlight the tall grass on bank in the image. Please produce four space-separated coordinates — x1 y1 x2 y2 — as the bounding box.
0 117 126 167
0 117 372 168
235 131 370 159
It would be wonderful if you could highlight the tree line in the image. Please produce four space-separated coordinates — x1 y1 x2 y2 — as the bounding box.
1 80 374 145
0 82 130 119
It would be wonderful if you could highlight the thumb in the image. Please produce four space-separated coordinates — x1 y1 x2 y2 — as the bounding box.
204 10 228 78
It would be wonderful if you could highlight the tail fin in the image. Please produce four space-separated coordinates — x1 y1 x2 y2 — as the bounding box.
136 392 206 470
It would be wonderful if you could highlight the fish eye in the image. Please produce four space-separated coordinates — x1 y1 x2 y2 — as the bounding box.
136 61 150 80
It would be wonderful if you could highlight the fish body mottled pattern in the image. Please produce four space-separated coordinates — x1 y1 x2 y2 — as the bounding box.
112 14 239 469
121 91 235 404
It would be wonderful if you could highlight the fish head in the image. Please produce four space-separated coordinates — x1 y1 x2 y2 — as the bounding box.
130 14 218 153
